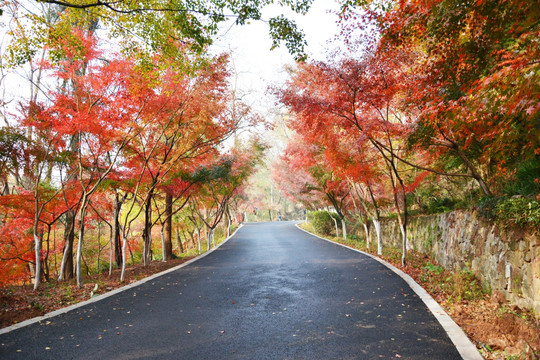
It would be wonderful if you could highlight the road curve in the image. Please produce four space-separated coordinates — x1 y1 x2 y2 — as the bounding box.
1 221 466 359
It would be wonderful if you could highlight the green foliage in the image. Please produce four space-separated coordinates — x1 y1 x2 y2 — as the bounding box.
494 197 540 228
421 263 485 302
423 196 457 214
450 268 484 302
0 127 27 172
184 161 232 184
4 11 49 68
476 196 501 221
406 119 437 149
346 233 361 242
504 157 540 197
477 196 540 228
299 221 315 233
31 301 44 310
423 262 444 275
307 210 341 236
268 15 307 61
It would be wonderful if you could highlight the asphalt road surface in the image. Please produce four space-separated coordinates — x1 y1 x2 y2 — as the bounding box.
0 221 464 359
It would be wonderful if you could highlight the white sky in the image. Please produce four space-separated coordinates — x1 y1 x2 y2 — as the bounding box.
210 0 343 117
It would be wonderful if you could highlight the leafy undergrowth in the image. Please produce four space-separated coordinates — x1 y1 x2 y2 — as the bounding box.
300 222 540 360
0 256 197 329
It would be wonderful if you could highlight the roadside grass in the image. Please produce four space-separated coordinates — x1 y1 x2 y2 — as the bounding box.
298 222 540 360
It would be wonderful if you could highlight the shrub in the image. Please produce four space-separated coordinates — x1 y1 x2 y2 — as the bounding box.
495 197 540 228
423 196 457 214
476 196 501 220
477 196 540 228
424 262 444 275
504 157 540 197
451 268 484 301
307 210 340 236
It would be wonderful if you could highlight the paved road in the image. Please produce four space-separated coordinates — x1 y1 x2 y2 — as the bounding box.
0 222 464 359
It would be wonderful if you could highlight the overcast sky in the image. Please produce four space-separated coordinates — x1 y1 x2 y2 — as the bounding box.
210 0 342 117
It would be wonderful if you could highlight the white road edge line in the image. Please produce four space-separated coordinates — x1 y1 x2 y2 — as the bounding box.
0 224 244 335
295 223 483 360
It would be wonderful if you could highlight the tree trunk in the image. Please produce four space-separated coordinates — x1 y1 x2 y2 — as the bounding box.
96 222 102 274
59 210 75 280
75 200 89 288
120 233 128 282
387 160 408 267
332 216 339 238
373 219 382 255
164 193 173 260
113 194 123 267
160 225 166 262
363 222 370 248
400 191 408 267
207 228 213 250
340 216 347 240
225 206 231 238
142 193 153 266
33 232 41 290
176 225 184 253
187 230 194 250
362 176 384 254
1 178 9 195
190 229 196 249
109 222 113 276
43 226 50 281
197 228 201 254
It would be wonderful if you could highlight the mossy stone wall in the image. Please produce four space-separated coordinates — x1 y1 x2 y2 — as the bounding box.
366 210 539 313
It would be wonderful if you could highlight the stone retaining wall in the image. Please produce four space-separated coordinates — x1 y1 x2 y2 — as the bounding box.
366 210 539 313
